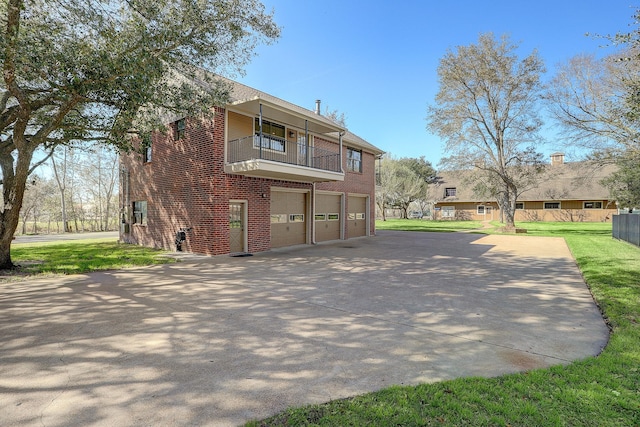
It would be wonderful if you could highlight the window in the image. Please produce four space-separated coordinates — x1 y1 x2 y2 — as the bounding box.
270 214 287 223
175 118 186 140
132 201 148 225
583 201 603 209
142 134 152 163
315 213 327 221
445 187 457 197
441 206 455 218
544 201 561 210
327 213 339 221
515 202 524 210
477 205 485 214
289 214 304 222
254 118 286 152
347 148 362 172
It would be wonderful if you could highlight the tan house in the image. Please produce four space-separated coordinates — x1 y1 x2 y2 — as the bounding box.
432 153 618 222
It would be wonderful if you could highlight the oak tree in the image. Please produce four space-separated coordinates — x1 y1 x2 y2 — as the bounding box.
0 0 279 268
427 33 546 229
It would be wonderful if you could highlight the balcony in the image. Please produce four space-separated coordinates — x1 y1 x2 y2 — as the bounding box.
225 135 344 183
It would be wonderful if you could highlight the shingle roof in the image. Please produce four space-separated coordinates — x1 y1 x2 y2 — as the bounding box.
169 67 383 155
433 161 618 202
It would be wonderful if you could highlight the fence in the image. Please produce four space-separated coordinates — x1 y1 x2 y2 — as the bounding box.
612 214 640 247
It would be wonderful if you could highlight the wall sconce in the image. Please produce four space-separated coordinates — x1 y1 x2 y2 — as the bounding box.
262 193 267 198
288 130 295 138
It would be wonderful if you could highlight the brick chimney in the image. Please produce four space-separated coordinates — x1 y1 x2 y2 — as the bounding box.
550 152 565 166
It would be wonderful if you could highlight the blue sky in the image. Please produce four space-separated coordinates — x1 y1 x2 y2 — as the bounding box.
237 0 635 166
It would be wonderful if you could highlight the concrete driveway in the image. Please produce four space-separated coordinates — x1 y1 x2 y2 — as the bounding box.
0 231 609 426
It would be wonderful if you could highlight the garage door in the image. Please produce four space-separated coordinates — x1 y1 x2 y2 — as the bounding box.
271 191 307 248
347 195 367 238
315 193 341 242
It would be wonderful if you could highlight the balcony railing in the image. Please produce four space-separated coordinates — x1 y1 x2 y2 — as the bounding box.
227 135 342 173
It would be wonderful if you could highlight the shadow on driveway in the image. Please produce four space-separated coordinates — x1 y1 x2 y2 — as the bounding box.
0 231 609 426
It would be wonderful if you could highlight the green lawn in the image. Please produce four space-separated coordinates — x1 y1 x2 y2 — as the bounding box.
376 218 482 232
3 238 173 279
248 220 640 426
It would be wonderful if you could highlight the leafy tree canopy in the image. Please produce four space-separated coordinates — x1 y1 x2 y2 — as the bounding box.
0 0 280 268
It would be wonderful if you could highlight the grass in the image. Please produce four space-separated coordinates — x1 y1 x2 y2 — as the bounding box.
247 220 640 426
3 237 174 279
376 218 482 232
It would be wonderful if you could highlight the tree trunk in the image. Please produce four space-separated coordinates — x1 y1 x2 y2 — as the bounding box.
0 148 35 269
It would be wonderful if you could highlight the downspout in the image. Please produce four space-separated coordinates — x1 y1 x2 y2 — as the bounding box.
311 183 316 244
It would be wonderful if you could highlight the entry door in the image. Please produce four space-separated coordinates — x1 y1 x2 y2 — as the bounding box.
229 202 245 253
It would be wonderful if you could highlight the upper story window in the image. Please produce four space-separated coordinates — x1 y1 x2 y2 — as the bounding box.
347 148 362 173
445 187 457 197
142 134 152 163
254 118 285 152
175 118 186 140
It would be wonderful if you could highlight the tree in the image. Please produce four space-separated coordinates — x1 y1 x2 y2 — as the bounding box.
546 11 640 207
601 154 640 210
79 145 119 231
0 0 279 269
323 107 347 127
546 53 639 160
376 155 433 220
50 147 75 232
427 33 546 229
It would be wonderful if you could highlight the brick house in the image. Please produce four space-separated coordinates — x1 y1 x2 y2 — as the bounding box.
119 77 384 255
431 153 619 222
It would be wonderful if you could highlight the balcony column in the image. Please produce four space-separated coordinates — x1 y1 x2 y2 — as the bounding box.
259 103 264 159
339 131 345 173
305 120 310 167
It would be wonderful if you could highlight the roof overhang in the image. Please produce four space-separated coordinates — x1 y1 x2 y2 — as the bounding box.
230 97 344 135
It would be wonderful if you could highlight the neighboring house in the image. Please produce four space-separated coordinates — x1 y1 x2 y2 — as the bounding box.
432 153 619 222
119 77 384 255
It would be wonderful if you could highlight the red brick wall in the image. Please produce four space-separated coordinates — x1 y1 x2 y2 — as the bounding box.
316 139 377 237
120 107 376 255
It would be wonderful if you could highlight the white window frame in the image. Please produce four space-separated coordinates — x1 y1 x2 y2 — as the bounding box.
441 206 455 218
477 205 485 214
544 201 561 210
444 187 457 197
515 202 524 210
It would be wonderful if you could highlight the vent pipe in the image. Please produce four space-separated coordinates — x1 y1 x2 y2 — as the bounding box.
315 99 321 115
